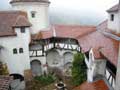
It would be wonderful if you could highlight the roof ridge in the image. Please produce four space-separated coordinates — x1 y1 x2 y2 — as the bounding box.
53 24 96 28
12 15 31 27
97 20 108 27
0 10 26 14
107 3 119 12
10 0 50 4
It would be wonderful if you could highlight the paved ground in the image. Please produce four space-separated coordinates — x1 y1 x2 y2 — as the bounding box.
73 80 109 90
26 77 74 90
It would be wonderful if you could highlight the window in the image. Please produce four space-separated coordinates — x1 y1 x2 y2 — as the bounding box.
31 11 36 18
21 27 25 33
110 14 114 21
13 48 17 54
19 48 24 53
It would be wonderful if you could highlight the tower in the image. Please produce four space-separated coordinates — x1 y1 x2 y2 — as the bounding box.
10 0 50 34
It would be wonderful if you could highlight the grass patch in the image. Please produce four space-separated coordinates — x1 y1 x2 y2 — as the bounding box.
34 74 56 86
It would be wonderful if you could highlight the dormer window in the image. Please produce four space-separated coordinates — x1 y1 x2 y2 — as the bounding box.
110 14 114 21
21 27 25 33
31 11 36 18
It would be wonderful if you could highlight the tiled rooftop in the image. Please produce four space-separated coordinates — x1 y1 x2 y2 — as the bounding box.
0 76 13 90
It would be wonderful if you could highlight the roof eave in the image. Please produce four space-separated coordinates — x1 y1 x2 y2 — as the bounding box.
10 1 51 4
106 10 118 13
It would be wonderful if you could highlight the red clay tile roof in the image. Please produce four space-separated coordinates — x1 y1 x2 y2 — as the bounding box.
107 4 119 12
73 80 109 90
13 15 31 27
10 0 50 4
32 23 119 66
32 28 53 40
78 20 119 66
0 76 13 90
55 25 96 38
0 11 31 37
32 25 96 40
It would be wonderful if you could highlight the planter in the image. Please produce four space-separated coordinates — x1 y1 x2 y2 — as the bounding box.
55 82 66 90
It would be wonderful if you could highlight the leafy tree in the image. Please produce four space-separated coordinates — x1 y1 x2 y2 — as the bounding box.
72 52 87 86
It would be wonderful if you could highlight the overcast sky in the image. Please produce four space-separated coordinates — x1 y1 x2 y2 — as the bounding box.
0 0 119 25
50 0 118 11
0 0 118 11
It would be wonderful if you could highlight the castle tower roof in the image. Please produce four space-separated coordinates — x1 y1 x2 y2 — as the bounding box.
10 0 50 4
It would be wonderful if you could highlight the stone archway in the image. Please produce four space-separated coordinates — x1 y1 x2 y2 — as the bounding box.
10 74 25 90
46 50 61 67
30 60 42 76
63 52 74 65
63 52 74 76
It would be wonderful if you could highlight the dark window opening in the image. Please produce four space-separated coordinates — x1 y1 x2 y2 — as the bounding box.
106 60 116 78
13 48 17 54
110 14 114 21
21 27 25 33
10 74 24 81
31 11 36 18
19 48 24 53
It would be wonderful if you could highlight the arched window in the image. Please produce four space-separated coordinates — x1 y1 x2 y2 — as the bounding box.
13 48 17 54
19 48 24 53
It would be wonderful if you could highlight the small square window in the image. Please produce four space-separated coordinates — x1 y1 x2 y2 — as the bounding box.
19 48 24 53
21 27 25 33
31 11 36 18
110 14 114 21
13 48 17 54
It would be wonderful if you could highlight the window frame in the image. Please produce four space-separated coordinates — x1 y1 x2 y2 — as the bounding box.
20 27 26 33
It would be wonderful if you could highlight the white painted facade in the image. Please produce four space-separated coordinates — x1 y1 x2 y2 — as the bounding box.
11 2 50 34
30 56 47 74
46 49 76 69
85 49 106 82
108 11 120 33
0 27 31 75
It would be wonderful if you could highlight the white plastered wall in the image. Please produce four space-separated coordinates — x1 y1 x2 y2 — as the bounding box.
0 28 31 76
108 12 120 33
11 2 50 34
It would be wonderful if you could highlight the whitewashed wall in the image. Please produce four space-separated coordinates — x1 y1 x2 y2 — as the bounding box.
86 49 106 82
0 28 31 75
30 56 47 73
11 2 50 34
108 12 120 33
46 49 76 69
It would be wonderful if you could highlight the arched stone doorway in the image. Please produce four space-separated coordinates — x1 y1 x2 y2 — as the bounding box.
46 50 61 67
10 74 24 81
63 52 74 76
63 52 74 65
30 60 42 76
10 74 25 90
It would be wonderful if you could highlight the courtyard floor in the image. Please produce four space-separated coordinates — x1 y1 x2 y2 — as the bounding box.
26 77 75 90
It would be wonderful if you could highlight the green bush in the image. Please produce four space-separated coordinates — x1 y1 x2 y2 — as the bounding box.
0 62 9 75
72 52 87 86
34 74 56 86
